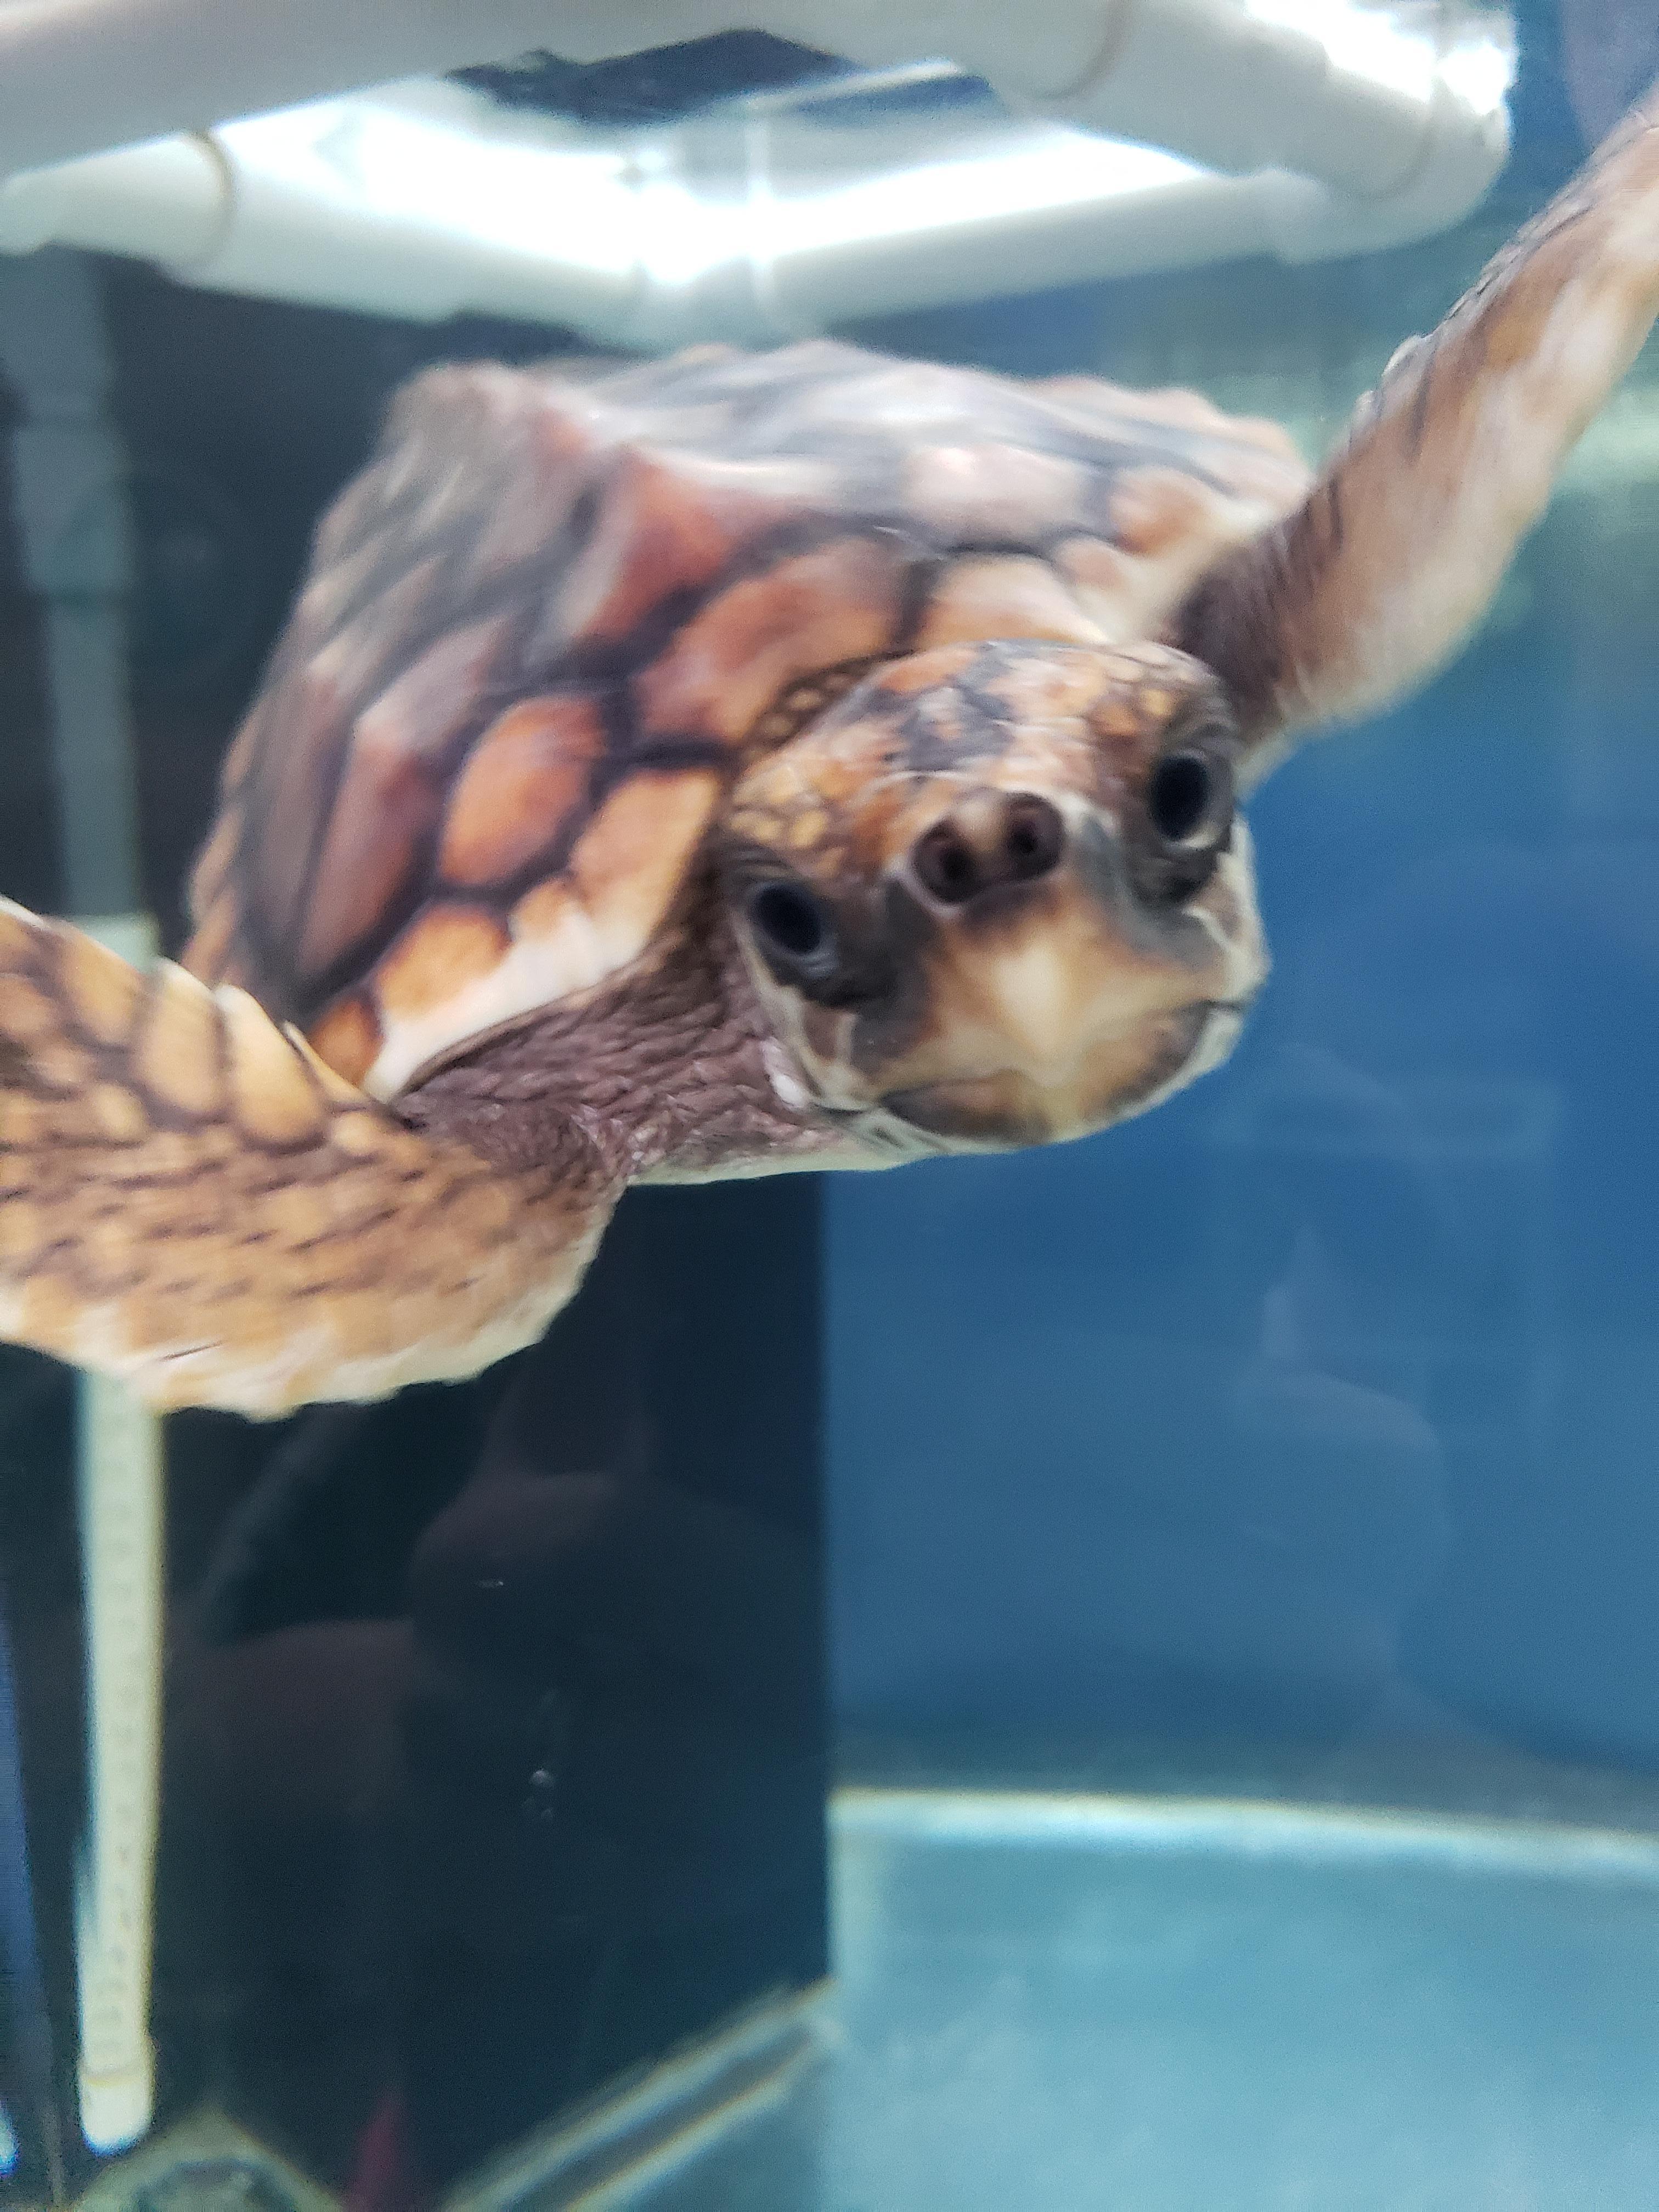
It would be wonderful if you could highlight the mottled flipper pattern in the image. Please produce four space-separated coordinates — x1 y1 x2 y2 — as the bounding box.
0 903 611 1414
1182 75 1659 757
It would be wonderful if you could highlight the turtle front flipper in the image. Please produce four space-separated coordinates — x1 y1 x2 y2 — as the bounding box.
1178 75 1659 761
0 901 612 1416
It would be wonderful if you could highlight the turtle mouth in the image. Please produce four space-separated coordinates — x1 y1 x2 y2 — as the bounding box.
876 994 1255 1147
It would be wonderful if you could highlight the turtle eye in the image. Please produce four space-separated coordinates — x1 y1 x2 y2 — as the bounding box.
1133 730 1237 906
749 881 834 968
1147 749 1220 847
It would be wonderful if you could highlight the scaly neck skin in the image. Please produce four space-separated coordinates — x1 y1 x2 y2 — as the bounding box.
397 877 855 1189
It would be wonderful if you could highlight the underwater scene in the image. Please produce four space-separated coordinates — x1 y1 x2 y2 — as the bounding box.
0 3 1655 2208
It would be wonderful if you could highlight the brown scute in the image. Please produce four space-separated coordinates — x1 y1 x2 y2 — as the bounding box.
1053 534 1134 608
439 696 606 888
901 440 1088 540
570 769 721 958
187 811 240 932
243 657 351 974
376 905 512 1023
135 966 224 1121
247 559 439 941
219 986 327 1148
302 996 382 1091
296 612 510 982
462 388 603 585
508 874 584 948
292 530 390 642
1111 466 1220 557
548 447 789 648
296 719 439 986
56 927 144 1049
634 537 907 744
499 771 721 1020
916 555 1100 652
359 614 514 772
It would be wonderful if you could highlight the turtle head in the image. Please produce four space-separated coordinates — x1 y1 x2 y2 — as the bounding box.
719 639 1265 1154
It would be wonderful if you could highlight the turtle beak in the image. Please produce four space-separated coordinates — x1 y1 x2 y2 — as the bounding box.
862 797 1267 1147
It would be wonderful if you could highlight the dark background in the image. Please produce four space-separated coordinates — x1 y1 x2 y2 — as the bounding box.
0 230 827 2204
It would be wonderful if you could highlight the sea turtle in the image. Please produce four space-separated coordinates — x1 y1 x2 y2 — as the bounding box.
0 85 1655 1418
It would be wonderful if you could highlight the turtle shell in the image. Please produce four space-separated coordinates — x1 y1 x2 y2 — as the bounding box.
185 339 1310 1101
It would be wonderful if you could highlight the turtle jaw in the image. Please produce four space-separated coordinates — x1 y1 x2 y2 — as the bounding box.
858 821 1266 1149
876 995 1256 1149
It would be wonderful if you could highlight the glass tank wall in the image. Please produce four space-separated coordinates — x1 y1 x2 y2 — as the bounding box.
832 99 1659 1820
0 3 1655 2208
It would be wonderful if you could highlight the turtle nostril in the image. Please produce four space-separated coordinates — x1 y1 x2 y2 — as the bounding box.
1147 750 1216 845
913 794 1065 906
913 822 981 906
1000 795 1064 882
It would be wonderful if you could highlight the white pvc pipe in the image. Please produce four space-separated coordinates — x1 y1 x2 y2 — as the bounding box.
0 0 564 177
733 0 1505 198
72 927 165 2153
74 1345 163 2158
0 0 1508 204
0 247 163 2162
0 65 1509 349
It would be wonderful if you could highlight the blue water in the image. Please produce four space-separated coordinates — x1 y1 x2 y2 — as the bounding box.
828 436 1659 1788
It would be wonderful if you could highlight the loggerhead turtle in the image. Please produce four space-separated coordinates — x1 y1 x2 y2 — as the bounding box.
0 85 1655 1418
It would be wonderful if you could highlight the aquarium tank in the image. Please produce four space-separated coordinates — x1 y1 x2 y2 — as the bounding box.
0 2 1655 2207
